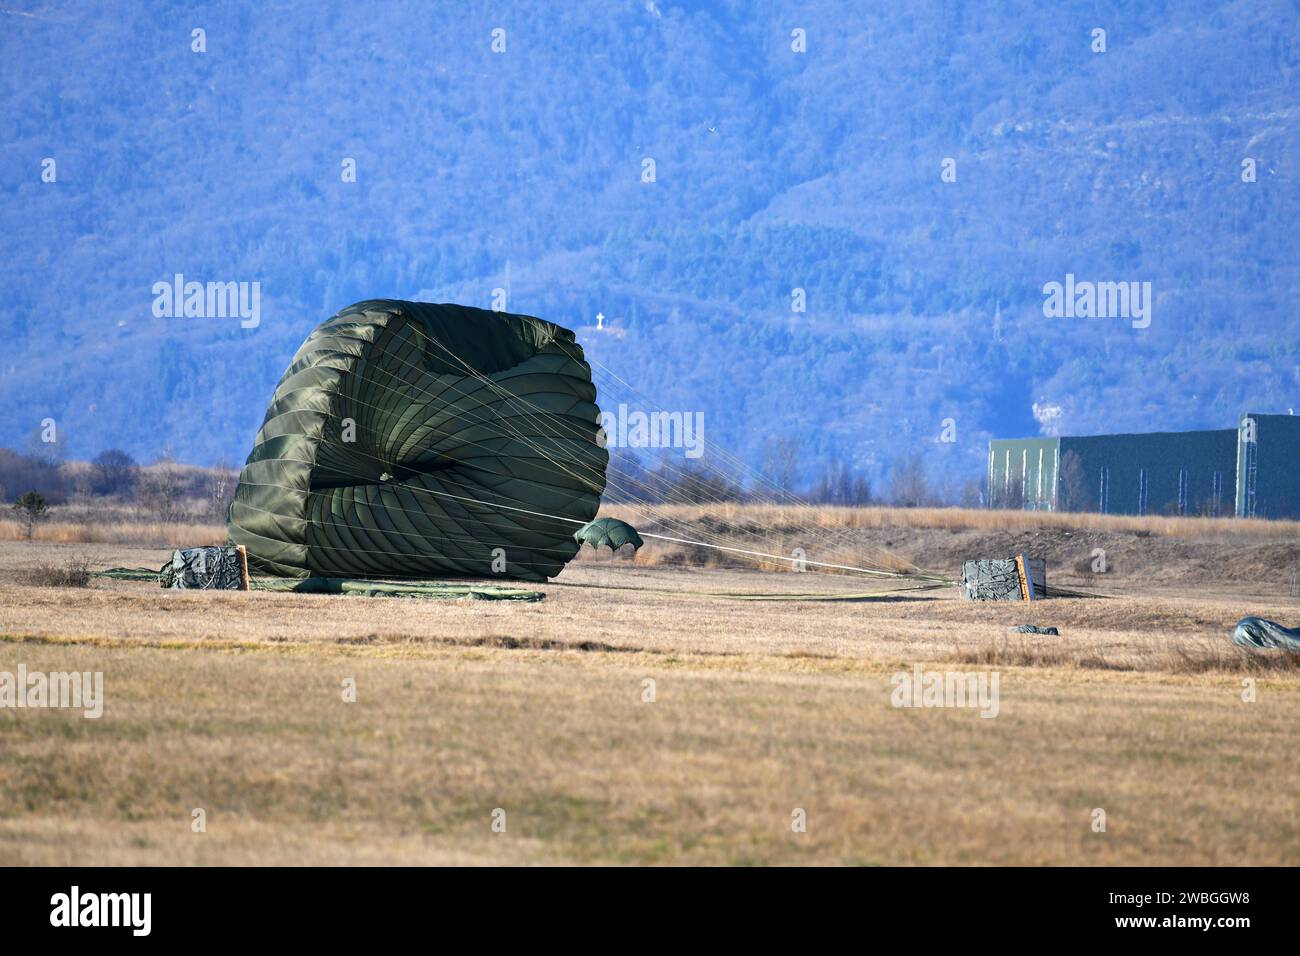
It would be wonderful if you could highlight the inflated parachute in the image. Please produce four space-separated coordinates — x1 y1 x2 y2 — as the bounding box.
574 517 643 553
227 299 608 582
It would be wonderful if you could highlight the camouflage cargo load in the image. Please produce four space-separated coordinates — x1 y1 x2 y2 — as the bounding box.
159 546 247 590
962 557 1046 601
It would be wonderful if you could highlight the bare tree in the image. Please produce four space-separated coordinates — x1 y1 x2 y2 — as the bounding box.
136 450 187 524
24 427 63 469
760 435 802 498
91 449 139 497
0 448 66 503
70 468 94 509
206 459 236 522
810 458 871 505
603 450 650 503
1057 451 1091 513
657 460 741 504
889 452 932 508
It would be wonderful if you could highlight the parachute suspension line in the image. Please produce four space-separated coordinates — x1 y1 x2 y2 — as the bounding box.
408 324 946 581
262 313 938 584
361 320 800 565
280 333 692 538
231 369 732 562
634 532 951 580
374 479 946 582
583 349 940 578
413 327 874 570
464 330 926 572
584 354 927 572
230 301 927 586
248 457 941 583
235 472 938 582
407 328 786 556
230 489 951 586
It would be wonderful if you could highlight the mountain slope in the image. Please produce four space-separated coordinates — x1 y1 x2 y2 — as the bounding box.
1 0 1297 491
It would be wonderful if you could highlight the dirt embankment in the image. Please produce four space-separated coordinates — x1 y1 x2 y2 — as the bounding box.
634 515 1300 596
892 526 1300 593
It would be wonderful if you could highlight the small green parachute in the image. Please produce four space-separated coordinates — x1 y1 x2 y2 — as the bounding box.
574 517 643 553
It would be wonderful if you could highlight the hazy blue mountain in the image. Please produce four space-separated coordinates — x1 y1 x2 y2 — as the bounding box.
2 1 1297 493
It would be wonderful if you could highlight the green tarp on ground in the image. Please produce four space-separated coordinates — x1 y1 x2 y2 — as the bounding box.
256 577 543 601
226 300 607 582
94 567 544 601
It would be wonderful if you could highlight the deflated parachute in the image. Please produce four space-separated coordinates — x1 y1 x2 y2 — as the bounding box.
1233 616 1300 652
227 299 607 582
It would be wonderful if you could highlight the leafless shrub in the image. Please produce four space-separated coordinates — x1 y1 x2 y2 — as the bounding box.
18 554 93 588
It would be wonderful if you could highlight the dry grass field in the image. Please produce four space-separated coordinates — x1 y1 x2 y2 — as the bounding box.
1 506 1298 865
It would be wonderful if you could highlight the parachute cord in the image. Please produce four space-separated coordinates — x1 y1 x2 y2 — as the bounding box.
409 326 938 576
235 315 945 583
634 532 952 580
350 479 951 582
412 325 939 578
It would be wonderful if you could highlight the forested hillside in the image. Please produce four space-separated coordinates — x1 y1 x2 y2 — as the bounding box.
2 1 1297 492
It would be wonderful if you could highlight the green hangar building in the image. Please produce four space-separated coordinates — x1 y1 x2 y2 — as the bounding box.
1236 413 1300 519
988 412 1300 519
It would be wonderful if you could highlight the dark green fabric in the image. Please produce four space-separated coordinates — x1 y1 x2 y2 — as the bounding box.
574 517 643 552
227 300 607 581
255 577 544 601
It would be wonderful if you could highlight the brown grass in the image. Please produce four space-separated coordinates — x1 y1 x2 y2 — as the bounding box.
0 631 1295 866
5 498 1297 552
602 502 1300 538
947 633 1300 674
1 519 1298 865
0 519 225 546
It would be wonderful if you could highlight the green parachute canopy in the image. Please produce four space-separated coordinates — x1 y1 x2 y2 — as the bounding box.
227 300 607 582
574 517 643 553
